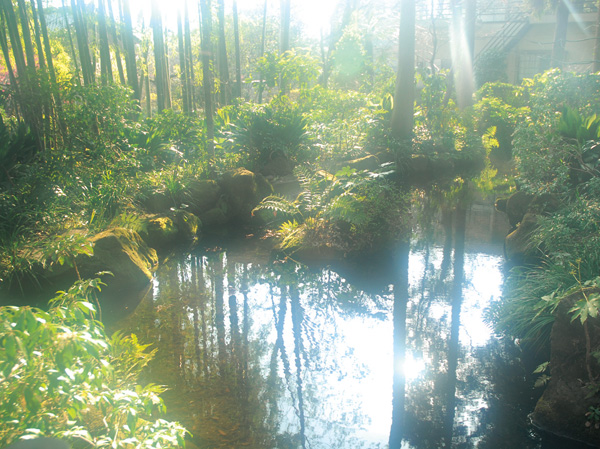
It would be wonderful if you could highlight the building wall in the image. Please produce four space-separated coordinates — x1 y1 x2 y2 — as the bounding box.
417 10 598 84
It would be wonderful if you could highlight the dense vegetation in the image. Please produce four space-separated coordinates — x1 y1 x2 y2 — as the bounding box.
1 0 600 446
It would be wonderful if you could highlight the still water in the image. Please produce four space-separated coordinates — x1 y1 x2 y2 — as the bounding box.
115 201 573 449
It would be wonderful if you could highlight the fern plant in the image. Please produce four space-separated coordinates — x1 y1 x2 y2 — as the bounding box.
253 166 409 255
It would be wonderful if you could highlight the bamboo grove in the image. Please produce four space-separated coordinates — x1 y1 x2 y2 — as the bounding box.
0 0 295 156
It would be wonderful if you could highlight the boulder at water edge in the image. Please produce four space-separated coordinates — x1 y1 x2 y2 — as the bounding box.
80 228 158 289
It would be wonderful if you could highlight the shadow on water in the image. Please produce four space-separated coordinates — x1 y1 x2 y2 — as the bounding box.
114 195 587 449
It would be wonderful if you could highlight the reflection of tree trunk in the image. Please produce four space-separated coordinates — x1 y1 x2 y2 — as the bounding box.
389 240 409 449
191 256 202 377
443 205 466 448
270 287 291 382
439 207 454 281
215 254 227 375
290 284 307 449
240 266 251 439
200 257 210 378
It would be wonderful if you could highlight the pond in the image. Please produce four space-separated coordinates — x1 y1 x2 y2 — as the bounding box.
113 198 581 449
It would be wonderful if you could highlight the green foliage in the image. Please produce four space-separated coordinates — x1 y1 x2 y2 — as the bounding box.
330 24 368 89
255 48 321 94
254 166 409 254
513 70 600 192
0 279 187 448
557 107 600 144
218 98 310 172
474 82 528 162
63 84 139 152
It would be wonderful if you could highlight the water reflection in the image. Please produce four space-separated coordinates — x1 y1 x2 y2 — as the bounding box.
115 200 554 448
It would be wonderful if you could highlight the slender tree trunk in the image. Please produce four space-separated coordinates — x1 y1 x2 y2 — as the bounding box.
216 0 231 105
0 19 20 118
151 0 167 112
199 0 215 156
551 0 569 69
177 10 190 114
97 0 113 84
164 26 172 109
71 0 94 85
61 0 80 83
390 0 415 143
29 0 46 69
122 0 140 99
257 0 267 103
107 0 126 84
2 2 29 95
36 0 59 96
16 0 36 70
184 0 195 110
233 0 242 98
594 0 600 72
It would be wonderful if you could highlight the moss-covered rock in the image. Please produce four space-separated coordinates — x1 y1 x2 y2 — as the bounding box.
81 228 158 289
185 179 221 215
200 207 228 229
532 292 600 446
219 168 273 222
504 212 539 264
173 210 201 240
142 215 179 249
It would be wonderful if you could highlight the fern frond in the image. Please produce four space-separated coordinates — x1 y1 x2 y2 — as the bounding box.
279 219 305 250
253 194 301 217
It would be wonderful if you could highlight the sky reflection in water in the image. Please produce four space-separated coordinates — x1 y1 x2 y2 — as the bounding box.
116 224 526 449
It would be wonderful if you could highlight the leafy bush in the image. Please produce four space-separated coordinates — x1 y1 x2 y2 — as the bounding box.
218 97 311 172
254 166 408 255
513 70 600 192
474 82 528 162
0 279 187 448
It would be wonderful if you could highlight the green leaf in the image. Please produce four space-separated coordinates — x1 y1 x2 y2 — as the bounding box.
24 387 41 414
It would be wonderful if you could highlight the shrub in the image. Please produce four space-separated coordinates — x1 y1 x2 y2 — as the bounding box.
0 279 187 448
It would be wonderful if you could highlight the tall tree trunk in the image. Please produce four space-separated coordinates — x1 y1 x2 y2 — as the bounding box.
199 0 215 156
177 10 190 114
16 0 36 70
29 0 46 69
232 0 242 98
216 0 230 105
164 26 172 109
594 0 600 72
107 0 126 84
0 18 21 118
184 0 195 110
122 0 140 99
61 0 80 83
97 0 113 84
71 0 94 85
390 0 415 143
151 0 167 112
257 0 267 103
36 0 59 91
551 0 569 69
